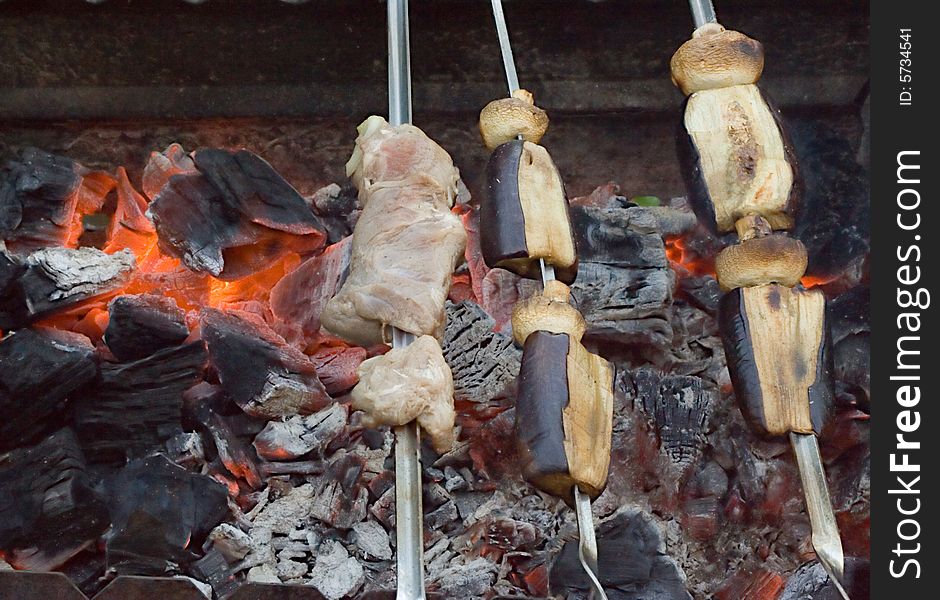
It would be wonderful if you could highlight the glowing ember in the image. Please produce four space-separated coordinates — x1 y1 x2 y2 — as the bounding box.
664 235 714 277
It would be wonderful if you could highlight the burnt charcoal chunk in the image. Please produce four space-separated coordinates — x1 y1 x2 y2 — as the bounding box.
567 205 674 348
104 294 189 361
201 308 330 418
791 119 869 284
570 262 673 348
105 454 228 574
0 328 97 449
569 205 670 268
550 509 691 600
620 368 714 468
0 250 27 326
1 148 84 252
310 182 361 244
678 274 722 316
182 383 265 486
779 558 870 600
0 429 109 569
149 148 326 280
309 345 366 395
270 236 352 341
0 250 23 292
253 404 347 461
442 300 520 403
194 149 319 232
829 287 870 410
188 548 239 599
515 331 571 497
74 341 207 464
205 412 263 489
56 550 109 598
0 247 136 330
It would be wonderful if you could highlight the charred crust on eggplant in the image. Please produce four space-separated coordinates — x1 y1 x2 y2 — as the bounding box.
676 99 720 235
481 140 529 268
514 331 573 501
807 303 836 435
718 288 770 435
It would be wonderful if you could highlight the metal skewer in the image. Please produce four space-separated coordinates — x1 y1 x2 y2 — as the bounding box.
490 0 520 94
574 486 604 596
387 1 425 598
688 0 717 28
791 433 850 600
490 2 605 598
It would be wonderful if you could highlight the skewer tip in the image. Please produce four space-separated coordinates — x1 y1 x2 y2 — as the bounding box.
573 486 607 600
815 543 850 600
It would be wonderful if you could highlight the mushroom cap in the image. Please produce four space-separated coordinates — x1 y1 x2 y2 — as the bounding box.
511 280 586 345
670 24 764 95
479 89 550 151
715 235 807 291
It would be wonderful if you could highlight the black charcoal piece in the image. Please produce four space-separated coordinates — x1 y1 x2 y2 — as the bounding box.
0 247 136 330
188 548 239 599
569 261 673 348
566 204 675 349
620 368 714 468
181 381 264 486
74 341 207 464
0 250 23 292
0 429 110 570
569 205 670 268
205 412 263 489
678 274 723 316
253 404 347 461
105 454 228 575
104 294 189 361
201 308 330 418
442 300 520 404
1 148 85 252
311 182 361 244
149 148 326 280
550 509 691 599
0 327 97 450
792 120 869 287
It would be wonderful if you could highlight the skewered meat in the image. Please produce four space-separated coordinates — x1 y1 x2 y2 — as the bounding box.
321 179 466 345
321 117 467 346
350 335 456 454
345 115 460 205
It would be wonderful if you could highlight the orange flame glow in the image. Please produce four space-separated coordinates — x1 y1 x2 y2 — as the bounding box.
664 236 714 278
